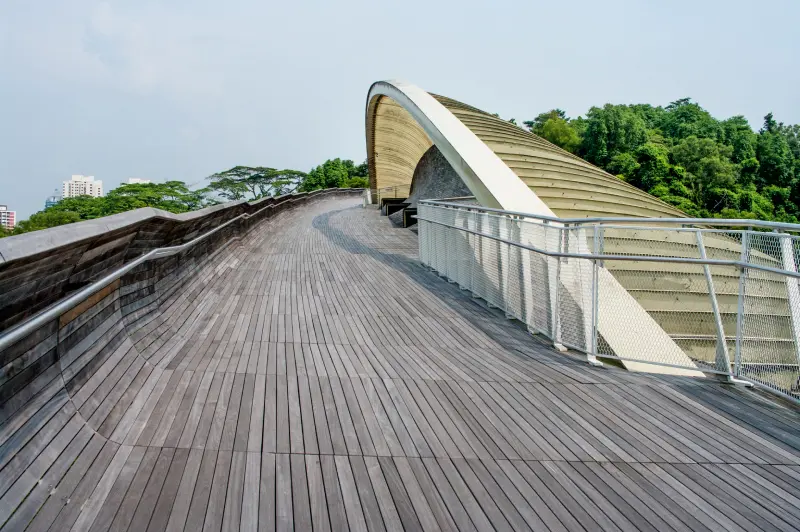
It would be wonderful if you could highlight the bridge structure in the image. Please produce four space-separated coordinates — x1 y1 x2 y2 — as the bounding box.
0 82 798 531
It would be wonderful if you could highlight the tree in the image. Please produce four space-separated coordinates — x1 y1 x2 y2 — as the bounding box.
659 98 721 140
45 196 105 219
671 136 737 211
524 109 567 135
206 166 305 200
632 142 672 191
607 152 640 180
539 117 581 153
3 181 216 238
299 158 367 192
514 97 797 222
581 104 648 168
720 116 757 163
103 181 210 214
757 114 794 188
13 210 81 233
268 170 308 196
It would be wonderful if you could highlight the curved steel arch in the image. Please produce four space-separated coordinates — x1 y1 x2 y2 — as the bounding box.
366 80 551 214
366 80 684 219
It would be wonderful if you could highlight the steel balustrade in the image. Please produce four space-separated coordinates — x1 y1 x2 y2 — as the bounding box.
417 198 800 403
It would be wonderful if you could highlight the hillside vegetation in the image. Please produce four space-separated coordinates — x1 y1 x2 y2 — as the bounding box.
518 100 799 221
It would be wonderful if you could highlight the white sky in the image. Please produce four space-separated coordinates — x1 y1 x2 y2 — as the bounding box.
1 0 799 218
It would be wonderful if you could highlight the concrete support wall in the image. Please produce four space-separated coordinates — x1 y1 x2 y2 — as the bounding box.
406 145 472 207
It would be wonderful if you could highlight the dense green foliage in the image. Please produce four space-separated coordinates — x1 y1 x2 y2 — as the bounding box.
298 158 368 192
4 181 212 236
4 158 369 238
523 99 800 221
206 166 309 200
206 159 368 199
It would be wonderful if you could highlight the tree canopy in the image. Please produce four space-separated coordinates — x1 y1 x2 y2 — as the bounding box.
205 166 309 200
4 158 370 238
298 158 368 192
520 99 800 222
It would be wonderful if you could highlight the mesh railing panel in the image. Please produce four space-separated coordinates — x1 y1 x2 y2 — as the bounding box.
417 202 800 402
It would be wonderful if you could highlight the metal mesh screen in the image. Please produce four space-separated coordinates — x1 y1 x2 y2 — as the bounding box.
417 202 800 402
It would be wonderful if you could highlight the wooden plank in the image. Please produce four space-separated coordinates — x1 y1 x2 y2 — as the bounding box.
220 373 245 451
290 454 312 531
275 377 290 454
202 450 233 532
107 446 161 532
363 456 404 532
248 374 266 453
308 375 334 455
234 374 256 451
376 456 422 532
86 445 146 532
334 454 368 532
320 454 348 531
349 456 387 532
239 452 261 532
147 447 191 532
70 444 134 532
165 448 205 532
259 452 276 532
221 451 247 532
297 375 319 454
305 455 331 532
405 456 459 531
126 447 176 532
275 454 293 532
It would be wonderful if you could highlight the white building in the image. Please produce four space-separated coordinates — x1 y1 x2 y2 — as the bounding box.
126 178 151 184
0 205 16 230
62 175 104 198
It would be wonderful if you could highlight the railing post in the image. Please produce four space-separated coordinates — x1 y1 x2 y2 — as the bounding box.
470 209 477 293
778 232 800 373
696 230 733 376
588 225 602 366
735 231 748 377
552 223 566 352
503 215 511 316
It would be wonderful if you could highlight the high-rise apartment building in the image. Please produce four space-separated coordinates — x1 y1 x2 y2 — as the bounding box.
62 175 104 198
126 178 151 184
0 206 16 230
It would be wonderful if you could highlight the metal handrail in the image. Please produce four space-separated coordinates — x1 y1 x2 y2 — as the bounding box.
421 198 800 233
417 200 800 402
0 190 337 352
414 215 800 280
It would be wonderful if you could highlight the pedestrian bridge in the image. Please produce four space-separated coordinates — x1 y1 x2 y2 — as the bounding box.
0 82 799 531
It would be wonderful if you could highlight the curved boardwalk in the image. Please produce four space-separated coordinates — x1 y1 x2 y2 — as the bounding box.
2 196 799 531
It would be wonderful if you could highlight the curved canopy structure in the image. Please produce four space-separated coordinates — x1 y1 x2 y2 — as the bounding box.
366 80 684 218
367 80 708 377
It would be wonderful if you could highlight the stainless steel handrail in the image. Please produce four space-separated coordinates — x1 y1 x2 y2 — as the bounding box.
415 215 800 280
417 201 800 402
0 190 339 351
421 198 800 233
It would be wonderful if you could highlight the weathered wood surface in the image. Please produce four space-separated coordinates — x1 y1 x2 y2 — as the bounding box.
1 196 799 531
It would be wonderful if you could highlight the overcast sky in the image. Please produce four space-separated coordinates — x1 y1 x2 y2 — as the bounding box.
1 0 798 219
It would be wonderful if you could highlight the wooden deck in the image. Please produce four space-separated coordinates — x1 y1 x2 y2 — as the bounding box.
2 196 800 531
